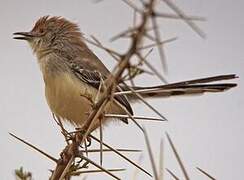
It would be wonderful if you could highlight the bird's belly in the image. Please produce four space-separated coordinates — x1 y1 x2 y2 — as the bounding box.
44 72 124 129
45 73 96 127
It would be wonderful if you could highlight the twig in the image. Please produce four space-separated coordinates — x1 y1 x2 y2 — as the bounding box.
80 148 141 153
138 37 178 50
196 167 216 180
121 82 168 121
99 118 103 166
159 139 164 180
162 0 206 38
151 16 168 73
137 52 168 83
9 133 58 163
89 134 152 177
81 156 121 180
166 168 180 180
154 12 206 21
105 114 166 122
144 127 159 180
71 168 125 176
121 0 143 13
166 132 190 180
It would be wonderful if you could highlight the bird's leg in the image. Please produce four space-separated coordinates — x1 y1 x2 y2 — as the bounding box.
74 127 92 148
86 136 92 147
52 113 71 144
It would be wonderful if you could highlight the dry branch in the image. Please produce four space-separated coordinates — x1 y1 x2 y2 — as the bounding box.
12 1 237 180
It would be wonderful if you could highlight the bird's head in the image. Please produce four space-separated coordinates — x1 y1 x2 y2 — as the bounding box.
13 16 83 54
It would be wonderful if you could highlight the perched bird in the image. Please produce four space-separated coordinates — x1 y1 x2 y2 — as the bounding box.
13 16 237 132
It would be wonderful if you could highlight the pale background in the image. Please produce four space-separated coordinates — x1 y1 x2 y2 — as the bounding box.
0 0 243 179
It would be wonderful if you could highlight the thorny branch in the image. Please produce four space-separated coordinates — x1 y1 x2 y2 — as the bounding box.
12 0 237 180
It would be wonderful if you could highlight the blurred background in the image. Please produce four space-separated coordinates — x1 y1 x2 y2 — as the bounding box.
0 0 243 179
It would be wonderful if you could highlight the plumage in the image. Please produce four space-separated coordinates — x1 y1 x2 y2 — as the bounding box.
30 16 133 129
13 16 237 132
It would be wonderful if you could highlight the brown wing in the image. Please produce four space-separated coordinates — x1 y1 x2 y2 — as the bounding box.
68 61 134 122
56 42 134 121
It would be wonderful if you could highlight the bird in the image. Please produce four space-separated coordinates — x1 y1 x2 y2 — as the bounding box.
13 16 237 132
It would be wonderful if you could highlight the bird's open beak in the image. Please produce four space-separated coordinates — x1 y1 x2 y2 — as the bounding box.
13 32 34 40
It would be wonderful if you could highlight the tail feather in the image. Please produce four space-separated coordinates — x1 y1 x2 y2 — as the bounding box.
121 74 238 99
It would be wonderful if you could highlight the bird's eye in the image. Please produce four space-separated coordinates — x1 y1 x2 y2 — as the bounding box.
39 28 44 34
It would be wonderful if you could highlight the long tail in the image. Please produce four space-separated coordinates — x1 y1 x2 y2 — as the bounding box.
119 74 237 99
